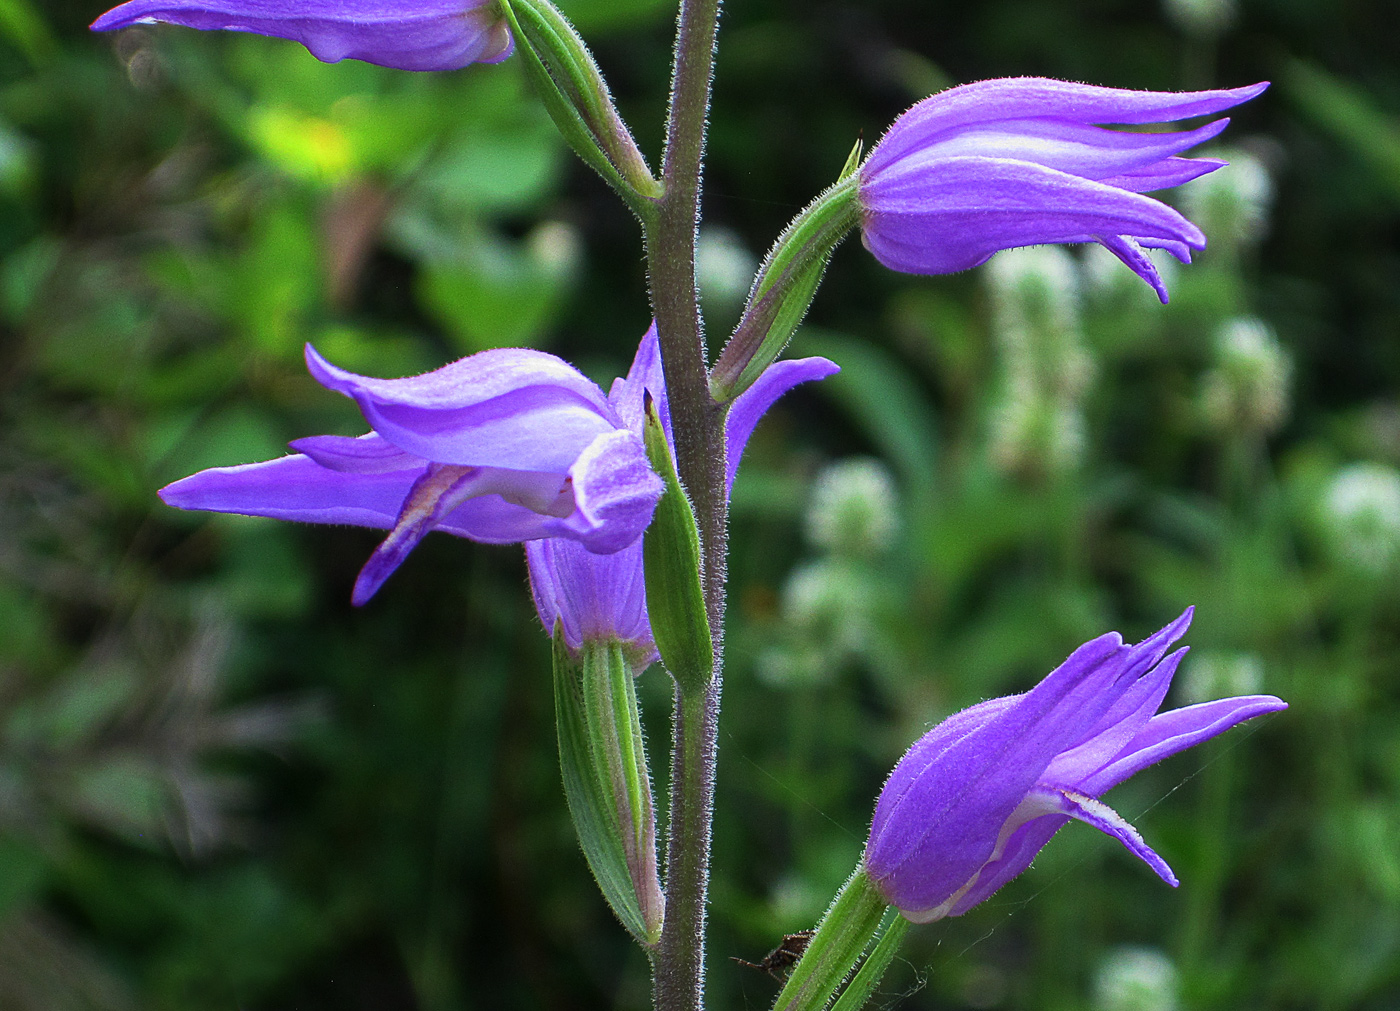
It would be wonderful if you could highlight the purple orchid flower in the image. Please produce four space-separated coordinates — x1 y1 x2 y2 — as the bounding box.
160 345 662 605
91 0 513 72
864 608 1286 923
858 78 1269 302
527 325 838 665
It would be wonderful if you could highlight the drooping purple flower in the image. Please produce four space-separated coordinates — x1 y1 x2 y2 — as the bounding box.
527 325 838 664
864 608 1286 923
160 345 662 605
91 0 513 72
859 78 1269 302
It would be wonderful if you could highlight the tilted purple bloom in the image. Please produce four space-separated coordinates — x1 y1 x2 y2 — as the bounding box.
864 608 1286 923
527 325 838 664
91 0 512 72
859 78 1269 302
160 344 662 605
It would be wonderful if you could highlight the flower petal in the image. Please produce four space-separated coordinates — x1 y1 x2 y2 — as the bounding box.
861 156 1207 277
559 429 664 553
526 537 654 661
865 78 1268 176
352 463 481 605
725 356 840 491
289 433 422 473
609 323 670 440
304 344 619 472
873 117 1230 190
91 0 513 71
160 451 421 528
1084 694 1288 795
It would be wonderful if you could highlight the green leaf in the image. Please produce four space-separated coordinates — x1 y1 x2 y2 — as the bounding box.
641 400 714 694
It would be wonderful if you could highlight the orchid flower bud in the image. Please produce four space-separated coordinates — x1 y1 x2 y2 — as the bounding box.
857 78 1269 302
864 609 1286 923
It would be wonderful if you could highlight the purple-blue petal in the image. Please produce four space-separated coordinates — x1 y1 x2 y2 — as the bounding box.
562 429 664 553
1099 156 1228 193
526 538 654 661
860 156 1207 278
160 451 420 529
865 79 1268 176
304 344 620 472
609 323 671 442
289 433 422 474
91 0 512 72
869 117 1231 191
1083 694 1288 795
725 356 840 491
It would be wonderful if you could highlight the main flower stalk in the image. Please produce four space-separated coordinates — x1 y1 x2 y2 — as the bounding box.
646 0 726 1003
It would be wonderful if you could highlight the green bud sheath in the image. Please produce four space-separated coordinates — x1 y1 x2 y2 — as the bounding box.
641 397 714 695
553 631 664 945
710 166 861 403
501 0 660 215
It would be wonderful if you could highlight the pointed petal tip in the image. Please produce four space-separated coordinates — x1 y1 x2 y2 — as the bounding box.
351 558 391 607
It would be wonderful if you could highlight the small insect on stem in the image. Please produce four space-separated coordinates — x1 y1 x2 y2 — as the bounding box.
730 930 816 980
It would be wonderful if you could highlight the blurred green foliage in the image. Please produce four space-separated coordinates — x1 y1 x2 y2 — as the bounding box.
2 0 1400 1009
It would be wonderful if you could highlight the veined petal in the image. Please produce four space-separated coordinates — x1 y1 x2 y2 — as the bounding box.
941 783 1177 919
1044 649 1187 785
876 117 1230 188
304 344 619 472
353 463 482 605
526 538 653 660
1084 694 1288 795
1044 787 1178 885
865 78 1268 176
861 156 1207 277
1099 155 1228 193
725 356 840 492
1099 235 1171 302
91 0 513 71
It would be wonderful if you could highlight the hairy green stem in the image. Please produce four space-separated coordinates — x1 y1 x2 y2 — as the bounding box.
646 0 726 1005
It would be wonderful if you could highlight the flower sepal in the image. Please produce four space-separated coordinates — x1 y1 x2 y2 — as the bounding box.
711 165 860 402
641 395 714 694
552 631 664 946
501 0 659 212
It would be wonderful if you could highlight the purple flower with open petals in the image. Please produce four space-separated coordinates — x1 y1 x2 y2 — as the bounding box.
859 78 1269 302
160 345 662 605
91 0 513 72
527 325 838 665
864 608 1286 922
